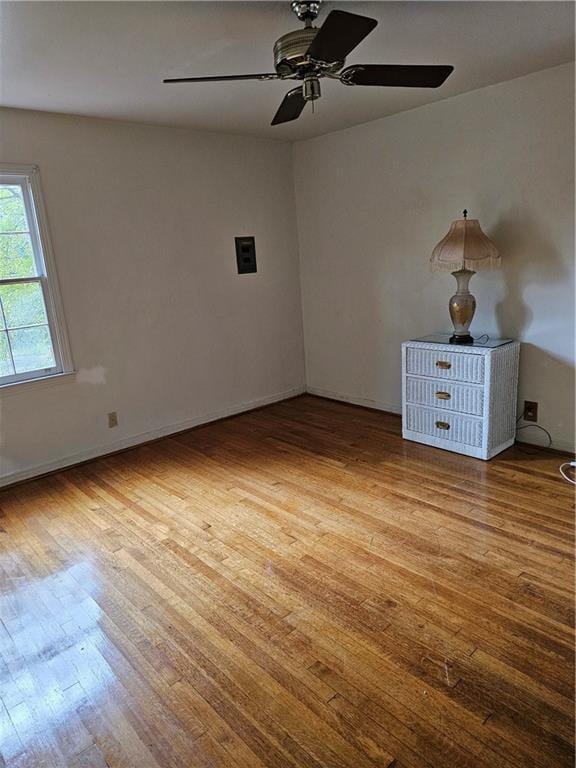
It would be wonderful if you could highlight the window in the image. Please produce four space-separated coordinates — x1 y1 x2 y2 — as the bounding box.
0 165 72 387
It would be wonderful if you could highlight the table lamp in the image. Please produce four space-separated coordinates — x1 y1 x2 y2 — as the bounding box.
430 210 501 344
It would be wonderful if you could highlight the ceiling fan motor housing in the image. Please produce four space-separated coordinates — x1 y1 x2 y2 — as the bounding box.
273 28 343 77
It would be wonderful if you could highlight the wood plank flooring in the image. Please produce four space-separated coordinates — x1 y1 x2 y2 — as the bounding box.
0 394 573 768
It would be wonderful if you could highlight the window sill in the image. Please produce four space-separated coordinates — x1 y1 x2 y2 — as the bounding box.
0 371 76 397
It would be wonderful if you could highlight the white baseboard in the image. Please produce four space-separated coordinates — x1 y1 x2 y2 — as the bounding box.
306 387 574 454
0 386 305 489
516 437 574 454
306 386 401 415
3 384 573 488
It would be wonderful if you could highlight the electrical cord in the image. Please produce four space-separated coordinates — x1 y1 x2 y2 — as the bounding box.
516 424 553 449
515 408 552 453
516 409 574 484
473 334 490 344
559 462 576 485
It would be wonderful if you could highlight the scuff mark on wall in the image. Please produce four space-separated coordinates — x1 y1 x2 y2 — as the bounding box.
76 366 107 385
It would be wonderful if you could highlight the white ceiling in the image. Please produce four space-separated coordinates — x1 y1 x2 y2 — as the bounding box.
0 1 574 141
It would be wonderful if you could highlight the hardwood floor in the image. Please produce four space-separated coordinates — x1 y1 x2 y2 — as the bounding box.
0 394 573 768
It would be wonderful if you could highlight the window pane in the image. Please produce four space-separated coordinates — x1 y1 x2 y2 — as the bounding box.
0 282 48 329
0 233 37 279
0 185 28 233
9 326 55 373
0 331 14 376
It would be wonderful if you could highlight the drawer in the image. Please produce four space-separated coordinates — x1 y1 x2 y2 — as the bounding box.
405 347 484 384
404 405 483 447
405 377 484 416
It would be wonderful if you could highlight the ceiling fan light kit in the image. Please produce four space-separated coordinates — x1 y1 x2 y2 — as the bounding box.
163 0 454 125
290 1 321 23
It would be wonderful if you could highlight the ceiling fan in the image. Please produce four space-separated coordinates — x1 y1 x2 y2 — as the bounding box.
163 1 454 126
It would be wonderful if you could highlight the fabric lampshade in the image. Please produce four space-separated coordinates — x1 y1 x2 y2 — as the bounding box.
430 216 500 273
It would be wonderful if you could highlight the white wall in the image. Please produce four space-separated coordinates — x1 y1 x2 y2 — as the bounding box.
294 64 575 452
0 109 305 484
1 63 573 485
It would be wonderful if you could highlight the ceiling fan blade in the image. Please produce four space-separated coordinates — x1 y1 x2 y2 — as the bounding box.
306 10 377 64
163 73 278 83
341 64 454 88
271 87 306 125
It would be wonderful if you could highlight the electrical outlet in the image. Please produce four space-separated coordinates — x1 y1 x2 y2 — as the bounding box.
523 401 538 422
235 236 257 274
108 411 118 428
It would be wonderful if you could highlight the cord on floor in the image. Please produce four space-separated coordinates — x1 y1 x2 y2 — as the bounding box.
516 408 574 484
559 463 576 485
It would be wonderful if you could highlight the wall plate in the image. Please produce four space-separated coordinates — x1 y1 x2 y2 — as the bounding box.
235 237 257 274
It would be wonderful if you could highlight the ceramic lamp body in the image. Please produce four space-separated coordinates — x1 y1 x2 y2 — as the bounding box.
449 269 476 344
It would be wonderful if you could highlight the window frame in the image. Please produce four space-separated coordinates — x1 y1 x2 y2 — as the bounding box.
0 163 73 388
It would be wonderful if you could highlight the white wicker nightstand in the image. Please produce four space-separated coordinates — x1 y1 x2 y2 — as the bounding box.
401 336 520 460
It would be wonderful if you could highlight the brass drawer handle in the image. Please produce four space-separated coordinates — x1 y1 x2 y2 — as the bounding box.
435 421 450 430
436 360 451 369
435 391 451 400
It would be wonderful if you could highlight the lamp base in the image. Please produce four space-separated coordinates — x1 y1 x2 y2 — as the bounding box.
448 269 476 346
449 333 474 345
